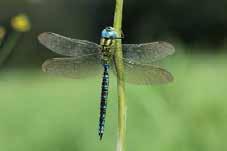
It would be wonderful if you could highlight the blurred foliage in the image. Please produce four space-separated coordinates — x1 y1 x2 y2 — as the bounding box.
0 52 227 151
0 0 226 69
0 26 6 47
0 26 6 39
0 14 30 68
0 1 226 151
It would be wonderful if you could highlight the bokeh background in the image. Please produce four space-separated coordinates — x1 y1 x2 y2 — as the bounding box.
0 0 227 151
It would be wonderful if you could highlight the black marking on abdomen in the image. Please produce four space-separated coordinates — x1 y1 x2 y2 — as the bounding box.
98 63 109 140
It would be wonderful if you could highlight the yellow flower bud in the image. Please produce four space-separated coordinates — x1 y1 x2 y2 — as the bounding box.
0 26 6 39
11 14 31 32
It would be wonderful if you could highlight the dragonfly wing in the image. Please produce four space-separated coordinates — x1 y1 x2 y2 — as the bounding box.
122 41 175 64
38 32 101 57
112 58 174 85
42 54 102 79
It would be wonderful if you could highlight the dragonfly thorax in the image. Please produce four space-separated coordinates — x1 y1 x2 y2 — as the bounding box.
100 38 115 63
100 27 119 64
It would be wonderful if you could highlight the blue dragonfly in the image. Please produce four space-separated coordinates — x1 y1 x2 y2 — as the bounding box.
38 26 175 140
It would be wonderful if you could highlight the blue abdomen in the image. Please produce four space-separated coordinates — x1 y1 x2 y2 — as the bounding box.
98 64 109 140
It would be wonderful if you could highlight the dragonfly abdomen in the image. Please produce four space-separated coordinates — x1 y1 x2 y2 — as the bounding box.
99 63 109 140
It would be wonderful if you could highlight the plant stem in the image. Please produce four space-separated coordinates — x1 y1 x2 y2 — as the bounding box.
0 32 22 68
0 14 30 68
113 0 126 151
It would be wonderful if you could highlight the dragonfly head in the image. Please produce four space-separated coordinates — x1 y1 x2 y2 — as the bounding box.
101 26 118 39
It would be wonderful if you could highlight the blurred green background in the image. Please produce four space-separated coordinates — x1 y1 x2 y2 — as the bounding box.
0 0 227 151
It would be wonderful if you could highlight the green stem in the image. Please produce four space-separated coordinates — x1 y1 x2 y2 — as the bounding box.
113 0 126 151
0 26 6 48
0 40 2 47
0 32 21 68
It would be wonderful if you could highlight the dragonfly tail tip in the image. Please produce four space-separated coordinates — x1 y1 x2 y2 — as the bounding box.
99 133 103 141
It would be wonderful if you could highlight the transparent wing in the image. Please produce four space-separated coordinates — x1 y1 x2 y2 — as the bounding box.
112 59 174 85
42 54 102 79
122 41 175 64
38 32 101 57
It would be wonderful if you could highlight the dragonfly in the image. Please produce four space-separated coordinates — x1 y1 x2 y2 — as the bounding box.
38 26 175 140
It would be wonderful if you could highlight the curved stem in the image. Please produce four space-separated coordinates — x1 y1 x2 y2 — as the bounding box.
113 0 126 151
0 32 21 68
